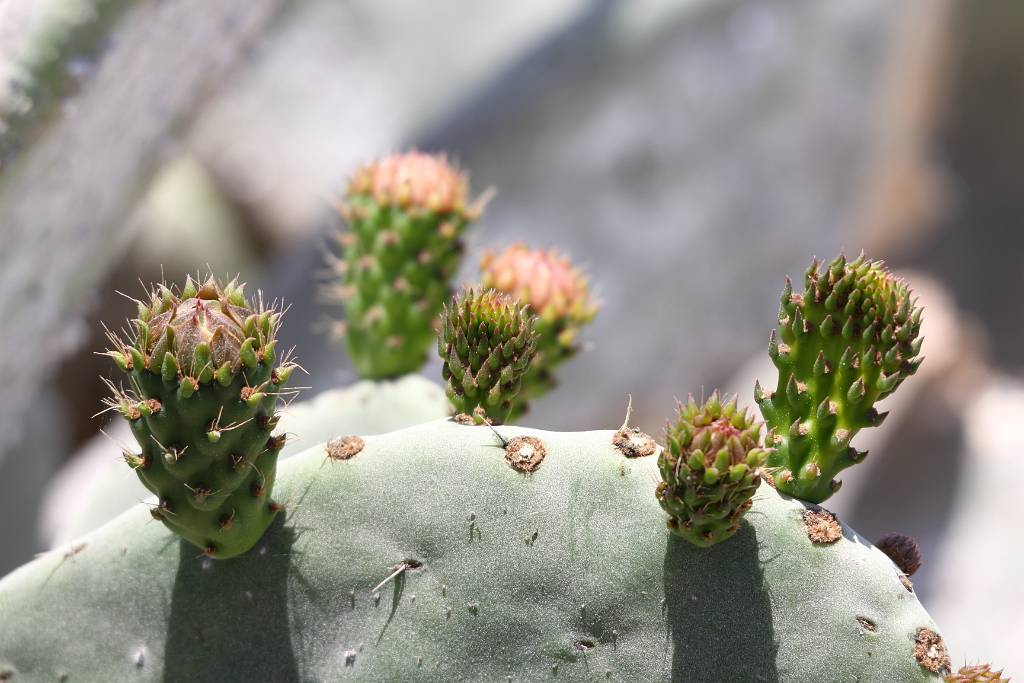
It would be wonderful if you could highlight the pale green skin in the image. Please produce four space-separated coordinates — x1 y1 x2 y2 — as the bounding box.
43 375 450 546
4 421 941 681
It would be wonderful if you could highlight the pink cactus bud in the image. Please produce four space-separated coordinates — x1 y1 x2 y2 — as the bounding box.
480 244 597 324
348 152 469 214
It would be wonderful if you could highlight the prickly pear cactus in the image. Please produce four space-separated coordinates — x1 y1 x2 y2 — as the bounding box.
756 253 922 503
0 421 947 681
103 276 296 559
656 393 770 547
479 244 597 419
327 152 486 379
438 288 538 424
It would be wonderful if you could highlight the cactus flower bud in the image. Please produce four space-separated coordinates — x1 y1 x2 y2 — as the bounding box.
438 288 538 424
945 664 1010 683
480 244 598 419
328 152 487 379
756 253 923 503
657 392 770 547
103 275 296 559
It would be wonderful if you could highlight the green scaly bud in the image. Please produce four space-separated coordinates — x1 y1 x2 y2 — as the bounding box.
656 392 770 547
328 152 488 379
438 288 538 425
756 253 923 503
102 275 297 559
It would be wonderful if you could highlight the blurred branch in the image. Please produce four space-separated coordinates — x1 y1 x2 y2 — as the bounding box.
0 0 287 461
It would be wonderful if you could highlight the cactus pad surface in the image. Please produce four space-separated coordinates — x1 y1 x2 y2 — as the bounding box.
0 421 945 681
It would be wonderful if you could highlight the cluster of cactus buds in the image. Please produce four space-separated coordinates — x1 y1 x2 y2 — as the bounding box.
438 288 538 424
656 392 771 547
104 275 296 559
480 244 597 418
327 152 487 379
756 253 923 503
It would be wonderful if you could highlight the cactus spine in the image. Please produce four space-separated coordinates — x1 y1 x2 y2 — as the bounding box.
328 152 485 379
480 244 597 419
656 393 770 546
756 253 923 503
438 288 538 424
104 276 295 558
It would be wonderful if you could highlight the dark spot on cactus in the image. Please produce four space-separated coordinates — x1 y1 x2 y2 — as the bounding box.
0 669 12 680
203 544 216 558
268 501 285 514
452 413 475 425
875 533 922 576
326 435 365 461
58 673 68 682
266 434 287 451
219 512 234 531
574 639 595 651
913 627 950 674
611 427 658 458
899 574 914 592
344 650 357 667
251 482 266 497
467 601 479 615
240 386 256 402
803 508 841 544
855 616 877 632
504 436 546 473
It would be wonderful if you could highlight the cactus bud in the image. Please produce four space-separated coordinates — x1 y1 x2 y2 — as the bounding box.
102 275 297 559
327 152 487 379
438 289 538 424
758 253 923 503
479 244 598 419
657 392 770 547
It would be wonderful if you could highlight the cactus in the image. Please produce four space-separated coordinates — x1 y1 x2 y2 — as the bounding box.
479 244 597 418
656 393 770 547
327 152 486 380
102 275 296 559
755 253 922 503
0 421 949 681
438 288 538 424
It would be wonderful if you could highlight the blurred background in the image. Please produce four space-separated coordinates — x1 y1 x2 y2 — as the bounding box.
0 0 1020 675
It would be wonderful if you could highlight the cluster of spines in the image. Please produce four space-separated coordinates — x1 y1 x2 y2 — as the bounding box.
656 393 771 547
945 664 1010 683
103 275 297 559
479 244 598 419
438 288 538 425
756 253 923 503
326 152 487 380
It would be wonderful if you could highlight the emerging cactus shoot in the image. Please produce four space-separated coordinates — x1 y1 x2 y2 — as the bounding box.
657 393 770 547
438 288 538 424
328 152 485 379
756 254 923 503
480 244 598 419
103 276 296 559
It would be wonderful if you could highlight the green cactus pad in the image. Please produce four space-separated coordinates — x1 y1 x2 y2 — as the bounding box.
328 152 485 379
438 288 538 424
103 276 296 558
657 393 770 547
0 421 945 681
756 253 923 503
480 244 598 420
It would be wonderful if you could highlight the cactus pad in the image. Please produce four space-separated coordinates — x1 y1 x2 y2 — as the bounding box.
0 422 946 681
438 288 538 424
328 152 485 379
756 253 923 503
480 244 597 419
103 276 296 559
656 393 770 547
